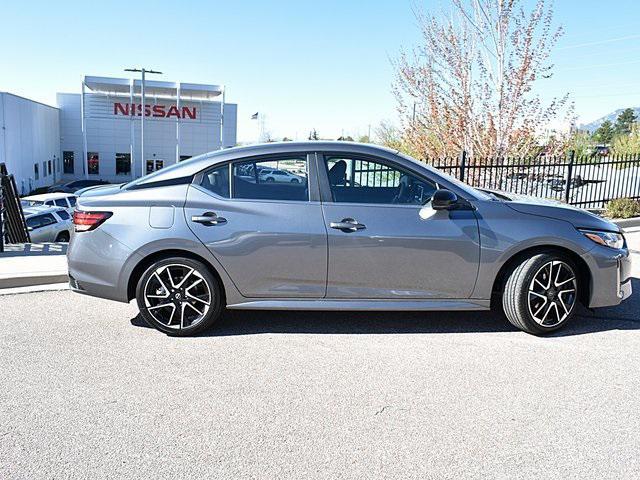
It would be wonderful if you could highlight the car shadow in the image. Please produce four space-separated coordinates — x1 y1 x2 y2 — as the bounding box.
130 278 640 338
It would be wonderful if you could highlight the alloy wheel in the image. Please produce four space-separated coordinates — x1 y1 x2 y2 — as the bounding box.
143 263 212 330
527 260 577 327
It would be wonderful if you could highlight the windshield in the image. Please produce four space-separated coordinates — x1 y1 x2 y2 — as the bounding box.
21 199 44 207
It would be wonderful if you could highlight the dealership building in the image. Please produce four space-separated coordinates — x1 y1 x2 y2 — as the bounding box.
0 75 237 194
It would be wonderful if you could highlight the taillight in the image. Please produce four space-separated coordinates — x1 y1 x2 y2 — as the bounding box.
73 211 112 232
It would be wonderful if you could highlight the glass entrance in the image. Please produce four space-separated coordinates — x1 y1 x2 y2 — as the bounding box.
146 159 164 174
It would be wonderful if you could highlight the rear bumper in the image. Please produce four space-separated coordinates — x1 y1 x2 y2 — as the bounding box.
582 246 633 308
67 229 141 303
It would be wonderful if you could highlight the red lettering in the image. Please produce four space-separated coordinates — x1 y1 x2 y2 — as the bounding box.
114 102 129 115
182 106 196 120
152 105 165 117
114 102 196 119
166 105 180 118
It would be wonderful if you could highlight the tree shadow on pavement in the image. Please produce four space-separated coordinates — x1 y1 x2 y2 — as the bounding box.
130 278 639 338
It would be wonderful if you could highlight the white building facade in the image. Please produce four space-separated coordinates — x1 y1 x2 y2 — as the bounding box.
1 76 237 194
0 92 61 195
59 76 237 182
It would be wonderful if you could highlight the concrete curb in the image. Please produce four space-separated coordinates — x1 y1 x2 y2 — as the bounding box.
0 282 69 296
0 273 68 290
613 217 640 229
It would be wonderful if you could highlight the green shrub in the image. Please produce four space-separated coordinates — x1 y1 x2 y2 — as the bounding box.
605 198 640 219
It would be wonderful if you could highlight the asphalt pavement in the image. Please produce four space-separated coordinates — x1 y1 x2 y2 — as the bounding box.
1 277 639 479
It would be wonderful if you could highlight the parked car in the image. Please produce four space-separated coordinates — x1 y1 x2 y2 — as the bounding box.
258 168 304 183
48 179 109 194
23 206 73 243
21 193 77 213
67 142 632 336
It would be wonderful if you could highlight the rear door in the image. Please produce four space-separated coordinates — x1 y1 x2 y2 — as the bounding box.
318 152 480 299
185 153 328 298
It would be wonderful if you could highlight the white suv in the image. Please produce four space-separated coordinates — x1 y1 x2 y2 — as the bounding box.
23 206 73 243
21 193 77 213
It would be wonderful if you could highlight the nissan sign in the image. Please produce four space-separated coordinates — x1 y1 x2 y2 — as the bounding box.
113 102 197 120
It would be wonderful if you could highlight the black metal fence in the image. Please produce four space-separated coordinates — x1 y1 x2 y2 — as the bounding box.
430 152 640 209
0 163 31 251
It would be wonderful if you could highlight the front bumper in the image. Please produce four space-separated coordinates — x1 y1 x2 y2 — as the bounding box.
582 245 633 308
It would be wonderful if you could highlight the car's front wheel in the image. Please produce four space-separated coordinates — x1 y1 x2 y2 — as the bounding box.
136 257 222 336
502 253 579 334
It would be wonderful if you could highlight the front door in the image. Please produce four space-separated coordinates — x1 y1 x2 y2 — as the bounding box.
146 159 164 174
319 154 480 299
185 153 327 298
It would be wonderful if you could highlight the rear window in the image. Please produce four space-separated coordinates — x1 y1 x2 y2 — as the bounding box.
56 210 70 221
54 198 68 207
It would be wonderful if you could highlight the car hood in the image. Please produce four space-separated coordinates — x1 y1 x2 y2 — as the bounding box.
481 189 620 232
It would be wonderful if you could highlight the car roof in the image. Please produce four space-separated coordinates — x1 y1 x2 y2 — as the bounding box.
22 205 68 217
23 192 75 201
125 141 400 189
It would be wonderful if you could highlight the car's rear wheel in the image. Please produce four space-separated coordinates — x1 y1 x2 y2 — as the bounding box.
136 257 222 336
55 231 70 243
502 253 579 334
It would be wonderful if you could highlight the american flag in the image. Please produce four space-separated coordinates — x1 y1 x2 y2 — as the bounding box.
251 112 259 120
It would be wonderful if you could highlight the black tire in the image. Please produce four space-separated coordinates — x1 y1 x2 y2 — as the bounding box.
266 177 275 183
55 231 70 243
136 257 223 336
291 178 300 183
502 253 579 335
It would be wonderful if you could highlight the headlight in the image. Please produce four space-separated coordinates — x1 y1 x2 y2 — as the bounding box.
579 229 625 249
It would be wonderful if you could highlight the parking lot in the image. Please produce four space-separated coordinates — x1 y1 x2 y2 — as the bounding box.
1 271 639 479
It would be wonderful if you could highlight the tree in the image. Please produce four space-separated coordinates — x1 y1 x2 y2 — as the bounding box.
337 135 354 141
308 129 319 140
614 108 637 136
393 0 571 159
357 135 371 143
612 124 640 155
593 120 614 144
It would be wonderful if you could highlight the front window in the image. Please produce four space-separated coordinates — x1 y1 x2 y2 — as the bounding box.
54 198 68 207
88 152 99 175
233 157 308 201
116 153 131 175
324 156 437 205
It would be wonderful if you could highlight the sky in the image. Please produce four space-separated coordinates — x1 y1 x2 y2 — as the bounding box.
1 0 639 142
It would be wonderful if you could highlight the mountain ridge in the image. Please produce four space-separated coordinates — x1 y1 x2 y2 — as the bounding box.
579 107 640 133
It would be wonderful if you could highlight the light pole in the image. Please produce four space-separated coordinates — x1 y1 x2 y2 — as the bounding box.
125 68 162 177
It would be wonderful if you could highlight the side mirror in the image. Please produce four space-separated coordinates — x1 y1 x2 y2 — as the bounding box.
431 189 458 210
27 226 33 232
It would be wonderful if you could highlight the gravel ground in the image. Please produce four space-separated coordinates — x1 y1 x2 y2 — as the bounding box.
1 276 639 479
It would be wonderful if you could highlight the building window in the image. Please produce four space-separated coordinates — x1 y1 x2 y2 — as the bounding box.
116 153 131 175
48 160 52 176
43 162 47 177
34 164 39 180
88 152 99 175
63 151 74 174
179 155 192 162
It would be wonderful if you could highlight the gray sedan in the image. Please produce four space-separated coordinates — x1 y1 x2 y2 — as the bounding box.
67 142 632 336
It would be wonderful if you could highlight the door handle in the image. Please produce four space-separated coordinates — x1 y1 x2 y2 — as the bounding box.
191 212 227 226
330 218 366 232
